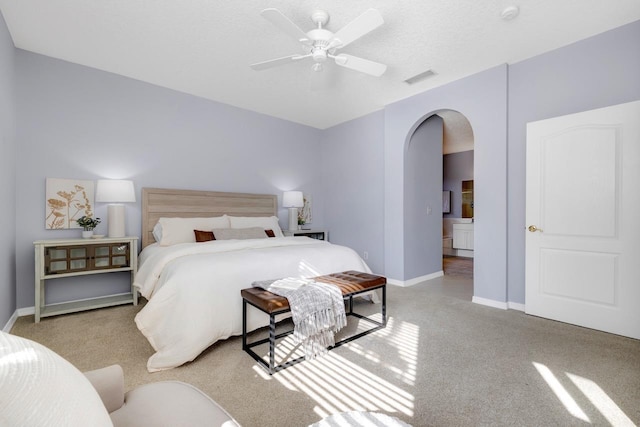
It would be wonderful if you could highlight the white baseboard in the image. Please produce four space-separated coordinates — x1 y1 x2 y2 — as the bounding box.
2 307 34 333
472 297 526 312
2 311 18 332
472 296 508 310
17 306 35 316
507 302 525 311
387 270 444 287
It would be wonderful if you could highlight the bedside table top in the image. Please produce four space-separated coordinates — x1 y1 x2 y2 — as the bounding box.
34 236 138 245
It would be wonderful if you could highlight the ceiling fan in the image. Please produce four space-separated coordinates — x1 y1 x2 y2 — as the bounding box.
250 8 387 77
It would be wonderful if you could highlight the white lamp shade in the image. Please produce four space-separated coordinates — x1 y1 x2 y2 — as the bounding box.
96 180 136 203
282 191 304 208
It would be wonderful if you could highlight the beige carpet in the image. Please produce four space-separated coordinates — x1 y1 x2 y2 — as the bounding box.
11 276 640 427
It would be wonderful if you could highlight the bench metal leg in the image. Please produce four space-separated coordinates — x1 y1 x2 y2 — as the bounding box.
242 284 387 375
333 287 387 349
269 314 276 374
242 299 247 350
382 285 387 326
242 300 303 375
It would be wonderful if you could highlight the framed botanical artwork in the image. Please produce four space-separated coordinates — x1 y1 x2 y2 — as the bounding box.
45 178 95 229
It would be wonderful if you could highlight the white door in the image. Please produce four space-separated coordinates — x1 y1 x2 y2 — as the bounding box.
525 100 640 340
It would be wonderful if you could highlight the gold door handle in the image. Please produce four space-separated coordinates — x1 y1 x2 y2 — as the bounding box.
528 225 543 232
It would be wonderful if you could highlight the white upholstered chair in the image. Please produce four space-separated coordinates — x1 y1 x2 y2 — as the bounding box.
0 331 240 426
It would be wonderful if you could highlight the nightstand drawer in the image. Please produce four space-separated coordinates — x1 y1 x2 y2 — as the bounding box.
44 242 131 275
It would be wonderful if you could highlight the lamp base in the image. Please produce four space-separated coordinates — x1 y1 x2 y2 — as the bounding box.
288 207 298 232
107 204 126 238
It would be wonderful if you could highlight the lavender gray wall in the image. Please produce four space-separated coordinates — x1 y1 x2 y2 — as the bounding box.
0 11 16 328
3 19 639 325
385 66 508 302
404 115 443 278
507 20 640 304
15 50 323 309
443 150 474 219
319 111 385 274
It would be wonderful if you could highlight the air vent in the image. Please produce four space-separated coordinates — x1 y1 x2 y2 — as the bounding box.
403 69 436 85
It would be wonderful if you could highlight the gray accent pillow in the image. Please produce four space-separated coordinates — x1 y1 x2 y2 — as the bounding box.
212 227 268 240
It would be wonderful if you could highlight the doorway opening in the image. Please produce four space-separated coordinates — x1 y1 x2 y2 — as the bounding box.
440 110 474 279
404 110 475 285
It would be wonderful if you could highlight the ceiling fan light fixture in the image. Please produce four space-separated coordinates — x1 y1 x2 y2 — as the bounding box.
312 48 327 62
312 63 324 72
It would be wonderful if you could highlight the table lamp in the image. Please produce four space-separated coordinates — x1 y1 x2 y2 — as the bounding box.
282 191 303 232
96 180 136 238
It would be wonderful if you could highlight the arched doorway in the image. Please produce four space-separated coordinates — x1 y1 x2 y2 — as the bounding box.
403 110 474 289
383 67 508 306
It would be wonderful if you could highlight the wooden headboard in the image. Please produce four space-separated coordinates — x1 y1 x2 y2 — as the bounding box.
141 188 278 248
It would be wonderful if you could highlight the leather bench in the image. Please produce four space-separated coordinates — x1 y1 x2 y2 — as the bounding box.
241 270 387 374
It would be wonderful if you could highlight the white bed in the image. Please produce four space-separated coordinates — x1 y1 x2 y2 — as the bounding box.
134 188 372 372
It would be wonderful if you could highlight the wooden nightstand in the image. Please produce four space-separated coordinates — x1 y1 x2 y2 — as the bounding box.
283 229 328 241
33 236 138 322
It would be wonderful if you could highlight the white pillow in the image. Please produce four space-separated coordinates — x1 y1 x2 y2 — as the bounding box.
212 227 269 240
0 331 112 426
157 216 230 246
152 222 163 242
228 216 284 237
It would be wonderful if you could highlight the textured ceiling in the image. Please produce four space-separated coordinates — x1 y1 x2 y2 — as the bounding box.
1 1 639 129
440 110 474 154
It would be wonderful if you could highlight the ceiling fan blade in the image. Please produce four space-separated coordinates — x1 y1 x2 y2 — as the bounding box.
333 54 387 77
250 54 309 71
331 9 383 49
260 8 310 44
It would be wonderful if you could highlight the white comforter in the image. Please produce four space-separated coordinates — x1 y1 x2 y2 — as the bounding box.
133 237 371 372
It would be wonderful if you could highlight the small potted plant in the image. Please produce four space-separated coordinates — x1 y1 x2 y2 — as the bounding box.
77 215 101 238
297 212 305 230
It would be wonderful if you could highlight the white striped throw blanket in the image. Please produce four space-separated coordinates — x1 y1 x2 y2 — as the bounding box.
252 277 347 360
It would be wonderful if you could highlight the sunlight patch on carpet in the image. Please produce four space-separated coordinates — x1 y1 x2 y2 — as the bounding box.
567 372 637 426
534 361 636 425
265 316 415 419
344 317 419 386
374 317 419 385
533 362 590 422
